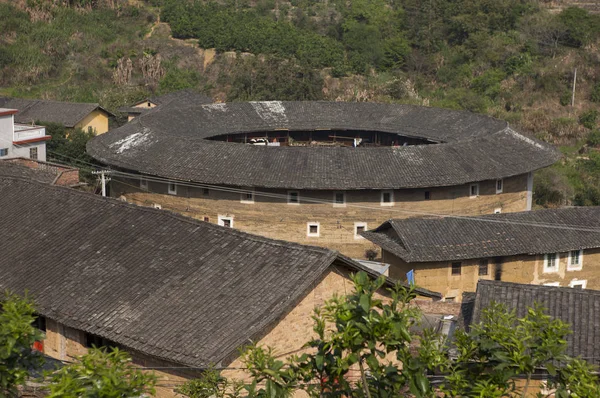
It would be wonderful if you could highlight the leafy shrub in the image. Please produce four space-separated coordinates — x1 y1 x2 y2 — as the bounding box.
159 67 202 93
558 7 600 48
579 110 598 130
471 68 506 99
504 52 532 75
587 129 600 147
560 91 572 106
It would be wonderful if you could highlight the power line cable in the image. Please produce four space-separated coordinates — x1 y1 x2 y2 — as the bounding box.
7 135 600 233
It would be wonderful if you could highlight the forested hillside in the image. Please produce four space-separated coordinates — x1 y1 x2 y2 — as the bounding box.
1 0 600 206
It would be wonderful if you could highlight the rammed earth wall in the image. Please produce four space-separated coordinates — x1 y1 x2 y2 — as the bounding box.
110 173 530 259
383 248 600 301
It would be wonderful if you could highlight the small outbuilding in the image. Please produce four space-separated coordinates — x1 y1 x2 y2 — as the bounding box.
363 207 600 301
0 97 114 135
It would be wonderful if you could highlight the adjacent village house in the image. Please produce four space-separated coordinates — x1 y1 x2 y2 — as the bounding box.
0 176 447 397
462 280 600 394
363 207 600 301
0 108 50 161
0 97 113 135
117 89 213 121
0 157 79 187
87 101 560 259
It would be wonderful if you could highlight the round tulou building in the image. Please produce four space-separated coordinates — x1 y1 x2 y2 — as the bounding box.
87 101 560 259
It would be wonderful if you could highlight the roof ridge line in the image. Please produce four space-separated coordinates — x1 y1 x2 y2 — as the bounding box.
0 176 336 256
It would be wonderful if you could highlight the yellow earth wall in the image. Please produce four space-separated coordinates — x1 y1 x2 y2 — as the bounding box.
110 173 530 259
383 248 600 300
74 109 110 135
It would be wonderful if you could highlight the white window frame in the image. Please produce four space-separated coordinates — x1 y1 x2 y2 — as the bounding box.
218 215 234 228
354 222 367 240
380 190 394 206
240 189 255 204
29 147 38 160
569 279 587 289
333 191 346 208
287 191 300 205
496 179 503 194
543 282 560 287
469 183 479 198
543 253 560 274
307 222 320 237
494 208 502 214
140 178 148 190
168 182 177 195
567 249 583 271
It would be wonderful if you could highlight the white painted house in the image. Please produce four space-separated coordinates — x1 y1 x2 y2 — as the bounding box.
0 108 49 161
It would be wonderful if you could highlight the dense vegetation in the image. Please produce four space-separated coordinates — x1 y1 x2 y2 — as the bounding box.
178 272 600 397
1 0 600 206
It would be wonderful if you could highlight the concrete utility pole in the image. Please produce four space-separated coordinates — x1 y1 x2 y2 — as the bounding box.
92 170 112 197
572 67 577 107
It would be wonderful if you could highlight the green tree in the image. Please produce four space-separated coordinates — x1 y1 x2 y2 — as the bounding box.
46 347 157 398
0 291 45 396
180 271 600 397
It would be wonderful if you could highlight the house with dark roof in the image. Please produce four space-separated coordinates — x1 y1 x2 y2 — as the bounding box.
0 108 49 161
363 207 600 301
87 101 560 260
459 280 600 395
0 176 442 396
0 97 114 135
462 280 600 365
0 157 79 186
117 89 213 121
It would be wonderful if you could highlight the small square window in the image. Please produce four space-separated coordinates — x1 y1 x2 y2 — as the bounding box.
168 183 177 195
354 222 367 240
241 190 254 204
568 249 583 271
140 178 148 190
381 190 394 206
32 315 46 332
218 216 233 228
307 222 320 237
470 184 479 198
0 148 8 157
288 191 299 205
203 188 209 195
496 179 503 194
333 192 346 207
544 282 560 287
570 279 587 289
29 147 38 160
424 191 431 200
478 259 489 276
494 258 503 280
451 262 461 275
203 216 209 222
544 253 559 273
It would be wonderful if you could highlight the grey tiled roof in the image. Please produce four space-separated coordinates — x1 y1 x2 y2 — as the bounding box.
0 177 439 368
465 280 600 364
118 89 213 114
0 97 113 128
0 159 77 185
87 101 560 190
363 207 600 263
149 89 213 106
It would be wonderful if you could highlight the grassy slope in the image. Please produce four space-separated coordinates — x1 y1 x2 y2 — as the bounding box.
1 1 599 207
